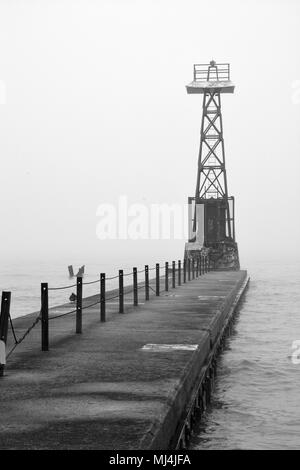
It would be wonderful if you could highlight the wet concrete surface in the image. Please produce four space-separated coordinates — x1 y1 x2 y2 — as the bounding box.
0 270 247 449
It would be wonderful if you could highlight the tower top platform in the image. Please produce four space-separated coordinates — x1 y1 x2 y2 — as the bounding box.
186 61 235 94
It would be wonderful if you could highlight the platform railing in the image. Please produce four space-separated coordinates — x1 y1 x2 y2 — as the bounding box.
0 255 212 375
193 63 230 82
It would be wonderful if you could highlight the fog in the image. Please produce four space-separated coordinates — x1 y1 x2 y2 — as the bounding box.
0 0 299 269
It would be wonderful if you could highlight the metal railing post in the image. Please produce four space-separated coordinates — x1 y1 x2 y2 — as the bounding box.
100 273 106 322
178 260 181 286
183 259 187 283
188 258 191 281
133 267 138 306
0 291 11 377
192 259 195 279
41 283 49 351
156 263 160 296
145 265 149 301
172 261 176 288
165 262 169 292
76 277 82 334
119 270 124 314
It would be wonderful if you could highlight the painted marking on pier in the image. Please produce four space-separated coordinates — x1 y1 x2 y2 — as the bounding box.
141 344 198 352
197 295 226 300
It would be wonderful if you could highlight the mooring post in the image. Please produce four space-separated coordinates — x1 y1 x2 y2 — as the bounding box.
172 261 176 288
188 258 191 281
165 262 169 292
192 259 195 279
100 273 106 322
178 260 181 286
133 267 138 306
196 258 199 277
183 259 186 283
76 277 82 334
156 263 160 296
199 256 202 276
41 283 49 351
119 270 124 314
145 265 149 301
0 291 11 377
68 265 74 277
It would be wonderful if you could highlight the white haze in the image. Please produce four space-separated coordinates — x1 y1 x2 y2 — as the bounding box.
0 0 299 270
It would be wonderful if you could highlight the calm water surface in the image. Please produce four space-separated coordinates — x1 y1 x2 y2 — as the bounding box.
190 260 300 450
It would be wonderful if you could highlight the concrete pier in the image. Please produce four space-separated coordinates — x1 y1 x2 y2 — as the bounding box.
0 270 248 450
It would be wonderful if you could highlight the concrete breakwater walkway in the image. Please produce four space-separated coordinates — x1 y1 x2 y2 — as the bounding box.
0 270 248 450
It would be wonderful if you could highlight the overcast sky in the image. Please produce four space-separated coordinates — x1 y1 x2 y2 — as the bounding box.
0 0 299 268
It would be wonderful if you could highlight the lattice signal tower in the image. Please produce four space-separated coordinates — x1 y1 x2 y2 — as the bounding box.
185 60 239 270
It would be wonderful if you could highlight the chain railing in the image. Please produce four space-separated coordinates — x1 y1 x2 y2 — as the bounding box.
0 255 211 375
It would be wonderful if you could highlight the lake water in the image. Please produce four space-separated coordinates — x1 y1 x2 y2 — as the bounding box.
190 259 300 450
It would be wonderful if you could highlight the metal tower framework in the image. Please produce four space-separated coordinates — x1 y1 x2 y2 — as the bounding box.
187 61 235 243
195 90 232 238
